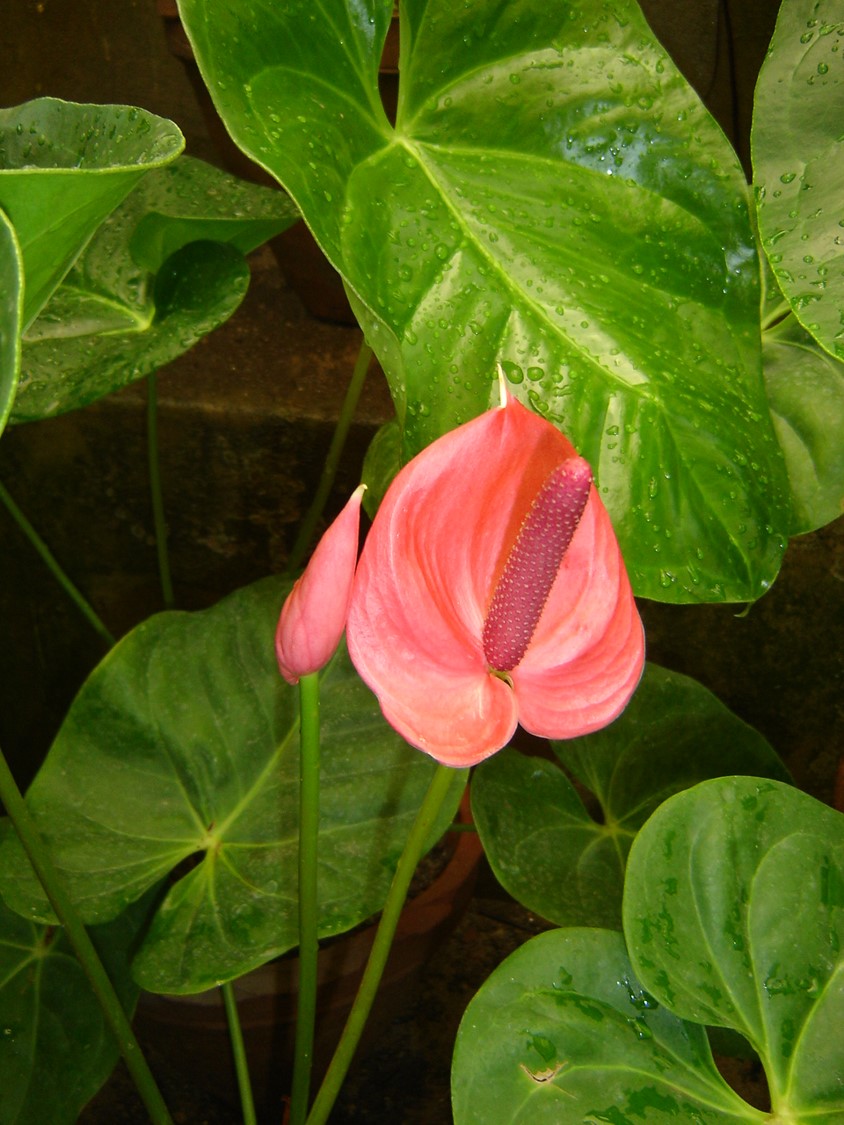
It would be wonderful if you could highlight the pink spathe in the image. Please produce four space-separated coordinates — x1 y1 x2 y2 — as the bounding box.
346 395 644 767
276 484 365 684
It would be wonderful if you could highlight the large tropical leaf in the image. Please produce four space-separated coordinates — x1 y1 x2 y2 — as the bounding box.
177 0 791 604
12 156 297 422
454 777 843 1122
0 577 466 994
0 98 183 330
471 664 788 929
753 0 844 361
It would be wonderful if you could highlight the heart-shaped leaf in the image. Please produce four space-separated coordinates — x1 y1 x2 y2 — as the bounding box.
0 880 150 1125
179 0 791 604
0 98 183 330
0 208 22 437
752 0 844 361
451 927 761 1124
0 576 466 993
471 664 788 929
12 157 298 422
624 776 844 1122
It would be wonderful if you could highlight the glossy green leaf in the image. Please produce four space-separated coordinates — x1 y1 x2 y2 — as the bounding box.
752 0 844 361
764 313 844 533
624 777 844 1122
0 881 149 1125
179 0 791 604
451 927 761 1124
0 576 466 994
471 664 788 929
0 208 22 438
14 241 247 422
12 157 297 422
0 98 183 330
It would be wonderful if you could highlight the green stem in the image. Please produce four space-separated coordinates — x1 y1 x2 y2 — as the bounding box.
0 746 173 1125
221 981 257 1125
286 341 372 575
306 764 456 1125
0 480 116 648
289 673 322 1125
147 374 175 610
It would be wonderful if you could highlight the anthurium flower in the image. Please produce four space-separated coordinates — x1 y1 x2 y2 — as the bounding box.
276 484 365 684
346 395 644 767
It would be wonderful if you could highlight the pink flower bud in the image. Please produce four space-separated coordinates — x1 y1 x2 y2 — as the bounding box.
276 484 365 684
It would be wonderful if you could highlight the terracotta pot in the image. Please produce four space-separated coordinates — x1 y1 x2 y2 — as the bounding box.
135 794 482 1116
156 0 400 325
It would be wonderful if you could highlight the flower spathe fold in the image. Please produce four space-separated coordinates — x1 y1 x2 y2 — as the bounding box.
276 484 365 684
346 395 644 767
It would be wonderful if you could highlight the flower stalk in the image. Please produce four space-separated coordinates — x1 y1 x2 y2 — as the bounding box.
305 763 456 1125
221 981 257 1125
289 672 322 1125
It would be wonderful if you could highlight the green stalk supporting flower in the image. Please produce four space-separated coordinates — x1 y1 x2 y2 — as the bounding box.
275 485 366 1124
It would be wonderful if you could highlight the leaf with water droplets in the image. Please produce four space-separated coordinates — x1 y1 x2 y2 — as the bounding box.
753 0 844 362
180 0 791 603
11 157 297 422
0 98 184 330
764 310 844 533
452 927 759 1123
624 776 844 1121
